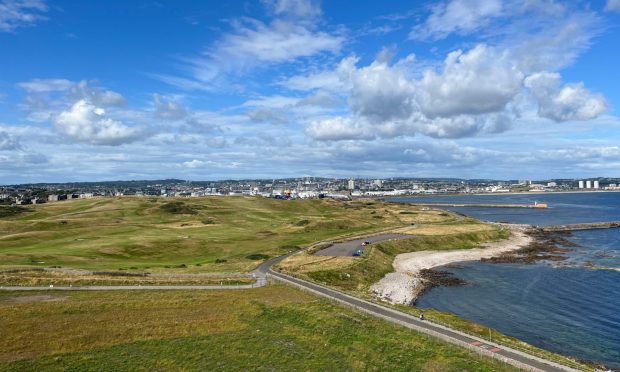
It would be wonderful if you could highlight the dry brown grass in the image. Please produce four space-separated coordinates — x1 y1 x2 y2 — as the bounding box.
277 253 356 274
0 271 255 286
393 223 497 235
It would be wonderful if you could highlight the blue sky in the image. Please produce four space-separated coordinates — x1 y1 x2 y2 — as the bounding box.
1 0 620 183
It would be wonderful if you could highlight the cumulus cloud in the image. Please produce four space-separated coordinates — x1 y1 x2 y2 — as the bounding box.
0 0 48 32
305 117 375 141
19 79 126 111
182 159 206 168
525 72 607 121
418 44 523 118
246 108 289 125
153 94 188 120
410 0 503 41
0 131 21 150
296 90 340 108
348 57 416 123
54 100 144 145
280 56 358 92
415 113 512 139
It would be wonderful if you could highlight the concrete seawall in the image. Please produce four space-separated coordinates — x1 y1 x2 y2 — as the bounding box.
410 203 544 209
542 221 620 232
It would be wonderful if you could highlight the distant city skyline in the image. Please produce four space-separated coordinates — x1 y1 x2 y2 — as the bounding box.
1 0 620 183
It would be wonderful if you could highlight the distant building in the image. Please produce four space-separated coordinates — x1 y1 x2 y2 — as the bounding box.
578 180 584 189
547 182 557 187
586 180 592 189
593 180 599 189
348 179 355 190
373 179 383 188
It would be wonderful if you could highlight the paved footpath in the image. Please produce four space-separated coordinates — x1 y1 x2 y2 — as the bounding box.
268 269 580 372
1 248 581 371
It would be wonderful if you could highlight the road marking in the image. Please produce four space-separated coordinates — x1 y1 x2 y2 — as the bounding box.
489 347 502 353
470 341 482 346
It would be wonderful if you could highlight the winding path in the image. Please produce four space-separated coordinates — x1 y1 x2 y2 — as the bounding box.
1 243 580 372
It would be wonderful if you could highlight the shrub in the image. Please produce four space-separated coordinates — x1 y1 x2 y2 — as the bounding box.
245 254 270 260
0 205 29 218
160 202 198 215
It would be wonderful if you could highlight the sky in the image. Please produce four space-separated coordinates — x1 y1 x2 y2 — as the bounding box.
1 0 620 183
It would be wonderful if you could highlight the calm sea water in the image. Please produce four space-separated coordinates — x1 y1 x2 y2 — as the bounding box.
391 192 620 368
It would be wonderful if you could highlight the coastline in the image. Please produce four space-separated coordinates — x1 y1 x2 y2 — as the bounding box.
370 224 533 305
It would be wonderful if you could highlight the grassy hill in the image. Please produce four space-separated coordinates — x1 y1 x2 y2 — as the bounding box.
0 196 443 272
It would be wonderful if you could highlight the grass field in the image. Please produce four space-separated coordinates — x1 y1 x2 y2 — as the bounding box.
277 219 510 292
0 284 516 371
0 197 439 273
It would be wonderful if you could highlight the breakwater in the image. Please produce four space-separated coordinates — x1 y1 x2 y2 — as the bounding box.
542 221 620 232
411 203 545 209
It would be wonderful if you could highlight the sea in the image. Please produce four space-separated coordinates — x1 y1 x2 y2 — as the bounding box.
390 192 620 369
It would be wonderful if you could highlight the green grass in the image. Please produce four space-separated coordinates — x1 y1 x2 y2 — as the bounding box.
0 197 420 273
0 284 516 371
0 206 29 218
282 228 510 292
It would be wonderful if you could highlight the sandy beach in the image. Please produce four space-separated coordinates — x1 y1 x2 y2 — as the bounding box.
370 224 532 305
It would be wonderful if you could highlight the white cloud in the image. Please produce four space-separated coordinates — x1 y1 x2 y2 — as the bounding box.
418 44 523 118
246 108 289 125
159 1 343 90
0 131 21 150
153 94 188 120
348 58 416 123
280 56 357 92
410 0 503 41
0 0 48 32
18 78 73 93
508 13 601 73
305 116 375 141
606 0 620 12
54 100 144 145
262 0 322 20
182 159 206 168
210 19 342 65
415 113 511 139
525 72 607 122
296 90 340 108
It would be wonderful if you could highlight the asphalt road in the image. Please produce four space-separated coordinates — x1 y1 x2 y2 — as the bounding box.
1 244 579 371
267 269 578 372
314 233 411 256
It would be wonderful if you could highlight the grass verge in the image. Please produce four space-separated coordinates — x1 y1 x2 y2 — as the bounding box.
0 284 516 371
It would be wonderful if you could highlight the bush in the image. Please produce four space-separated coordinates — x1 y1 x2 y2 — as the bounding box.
245 254 270 260
214 259 227 264
160 202 198 215
0 205 29 218
294 219 310 226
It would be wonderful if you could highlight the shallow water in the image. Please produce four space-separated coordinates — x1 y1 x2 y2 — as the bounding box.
391 192 620 368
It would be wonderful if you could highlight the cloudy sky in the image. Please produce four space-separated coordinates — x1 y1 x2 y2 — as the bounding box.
1 0 619 183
